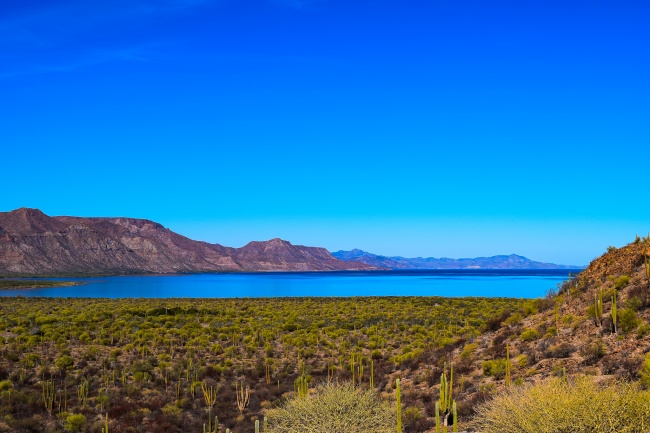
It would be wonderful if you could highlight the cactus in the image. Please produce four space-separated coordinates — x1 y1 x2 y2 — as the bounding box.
645 254 650 280
264 416 268 432
357 354 364 385
42 378 55 416
370 360 374 389
435 402 441 433
236 381 250 415
594 288 603 326
295 373 308 399
77 379 89 408
612 292 618 334
396 378 402 433
201 381 218 432
555 299 560 336
255 419 260 433
265 358 271 385
102 414 109 433
452 401 458 432
437 364 456 433
505 344 511 387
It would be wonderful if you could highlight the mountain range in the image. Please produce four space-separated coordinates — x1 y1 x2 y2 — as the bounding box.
0 208 580 276
0 208 375 276
332 249 581 270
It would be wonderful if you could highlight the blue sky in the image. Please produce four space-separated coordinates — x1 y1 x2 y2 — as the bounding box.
1 0 649 266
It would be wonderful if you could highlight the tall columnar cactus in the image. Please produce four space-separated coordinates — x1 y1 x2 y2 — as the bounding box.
201 381 218 432
236 381 250 415
612 292 618 334
555 299 560 336
505 344 511 387
357 354 364 385
594 288 603 326
370 360 375 389
42 378 55 416
437 364 457 433
102 414 108 433
78 379 89 408
255 419 260 433
295 372 308 399
452 402 458 433
645 254 650 280
396 378 402 433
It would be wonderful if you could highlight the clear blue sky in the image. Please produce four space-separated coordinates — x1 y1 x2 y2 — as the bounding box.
1 0 649 266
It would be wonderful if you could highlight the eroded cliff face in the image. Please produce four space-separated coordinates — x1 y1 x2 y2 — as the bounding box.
0 208 375 275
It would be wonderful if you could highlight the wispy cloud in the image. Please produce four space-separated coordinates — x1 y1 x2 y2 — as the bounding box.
0 45 157 79
270 0 327 9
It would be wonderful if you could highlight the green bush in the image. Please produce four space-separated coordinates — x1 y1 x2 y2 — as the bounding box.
473 377 650 433
614 275 630 290
64 414 86 432
482 359 507 378
520 328 539 342
619 309 639 334
640 354 650 389
265 381 395 433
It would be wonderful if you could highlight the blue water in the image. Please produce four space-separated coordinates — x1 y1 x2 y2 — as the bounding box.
0 269 579 298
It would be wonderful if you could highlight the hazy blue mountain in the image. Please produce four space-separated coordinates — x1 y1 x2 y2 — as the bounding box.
332 249 582 270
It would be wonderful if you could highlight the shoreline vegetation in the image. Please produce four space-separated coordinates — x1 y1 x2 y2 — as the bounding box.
0 280 82 290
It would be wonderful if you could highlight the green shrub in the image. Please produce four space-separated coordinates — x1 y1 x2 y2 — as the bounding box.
641 354 650 389
265 381 395 433
618 309 639 334
482 359 507 378
55 355 74 370
0 380 11 391
64 414 86 432
473 377 650 433
520 328 539 342
614 275 630 290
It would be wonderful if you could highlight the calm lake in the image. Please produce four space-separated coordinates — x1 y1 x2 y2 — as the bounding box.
0 269 579 298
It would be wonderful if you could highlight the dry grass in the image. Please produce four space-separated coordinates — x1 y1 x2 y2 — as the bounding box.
265 381 395 433
472 377 650 433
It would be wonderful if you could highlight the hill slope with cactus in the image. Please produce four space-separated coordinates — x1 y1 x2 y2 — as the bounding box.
437 236 650 423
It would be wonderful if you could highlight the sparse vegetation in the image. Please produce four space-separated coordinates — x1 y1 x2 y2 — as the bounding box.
0 295 527 432
0 279 80 290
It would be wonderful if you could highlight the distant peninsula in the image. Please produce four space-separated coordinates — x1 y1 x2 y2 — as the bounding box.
0 208 377 276
332 249 582 270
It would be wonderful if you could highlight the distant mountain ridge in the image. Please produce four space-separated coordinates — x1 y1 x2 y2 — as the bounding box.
332 249 582 270
0 208 376 276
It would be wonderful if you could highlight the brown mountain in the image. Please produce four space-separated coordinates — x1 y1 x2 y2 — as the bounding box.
0 208 376 275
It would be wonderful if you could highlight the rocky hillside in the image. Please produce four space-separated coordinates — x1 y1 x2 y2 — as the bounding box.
333 248 581 269
0 208 376 275
436 237 650 423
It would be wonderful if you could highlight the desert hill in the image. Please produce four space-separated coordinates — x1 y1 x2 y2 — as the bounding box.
435 236 650 421
0 208 376 275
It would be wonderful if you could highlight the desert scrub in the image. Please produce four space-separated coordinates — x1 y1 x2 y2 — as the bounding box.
472 377 650 433
264 382 395 433
519 328 538 342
